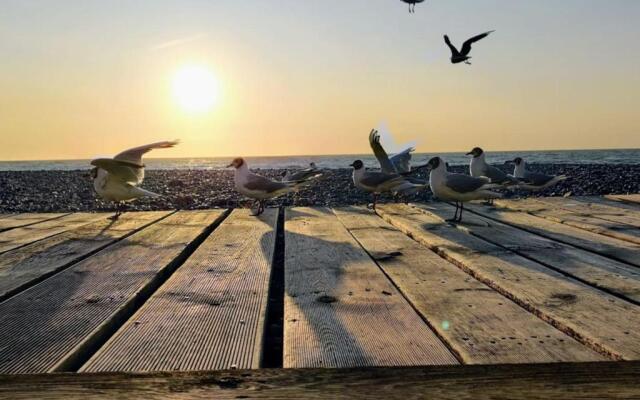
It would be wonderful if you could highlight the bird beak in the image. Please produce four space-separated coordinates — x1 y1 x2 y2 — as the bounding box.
465 151 473 155
226 162 234 168
503 160 512 165
348 162 355 167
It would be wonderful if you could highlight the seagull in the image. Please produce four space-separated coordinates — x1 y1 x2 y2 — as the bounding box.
281 162 322 183
427 156 502 222
467 147 518 185
228 157 303 216
444 31 494 65
401 0 425 13
350 160 426 209
507 157 568 191
90 140 178 219
369 129 414 174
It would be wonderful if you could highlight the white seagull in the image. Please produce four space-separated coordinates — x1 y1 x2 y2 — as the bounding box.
444 31 494 65
228 157 303 216
90 140 178 219
507 157 568 191
401 0 425 13
467 147 518 185
281 162 322 183
350 160 426 209
427 156 502 222
368 129 414 174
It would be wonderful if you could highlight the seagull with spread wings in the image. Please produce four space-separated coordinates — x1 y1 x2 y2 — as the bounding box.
90 140 178 219
444 30 494 65
368 129 414 175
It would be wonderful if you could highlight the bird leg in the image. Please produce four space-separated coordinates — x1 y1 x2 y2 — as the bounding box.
109 202 123 221
457 202 465 222
372 193 378 210
251 200 261 216
447 202 460 222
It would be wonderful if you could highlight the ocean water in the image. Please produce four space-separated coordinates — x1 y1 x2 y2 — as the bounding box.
0 149 638 171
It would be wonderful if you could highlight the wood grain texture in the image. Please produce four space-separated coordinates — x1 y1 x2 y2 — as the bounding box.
495 198 640 245
605 194 640 205
416 202 640 304
579 196 640 211
1 361 639 400
0 211 225 374
284 207 458 368
82 209 278 372
376 203 640 361
539 197 640 227
333 206 603 364
465 203 640 268
0 212 172 302
0 213 68 232
0 213 111 254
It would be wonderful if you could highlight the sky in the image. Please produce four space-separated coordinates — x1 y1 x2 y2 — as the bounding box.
0 0 639 160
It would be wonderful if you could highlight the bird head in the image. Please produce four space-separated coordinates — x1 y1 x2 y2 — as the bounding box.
426 157 442 171
349 160 364 170
513 157 523 165
466 147 483 157
89 167 98 180
227 157 245 169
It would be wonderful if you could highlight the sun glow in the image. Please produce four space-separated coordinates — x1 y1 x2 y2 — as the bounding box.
172 65 220 113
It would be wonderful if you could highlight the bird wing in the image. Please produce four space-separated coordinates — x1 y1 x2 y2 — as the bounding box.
369 129 397 174
389 147 414 174
360 171 405 188
481 164 514 184
523 171 555 186
285 168 322 183
445 173 490 193
245 173 292 194
460 30 494 56
90 158 143 185
443 35 460 57
114 140 179 166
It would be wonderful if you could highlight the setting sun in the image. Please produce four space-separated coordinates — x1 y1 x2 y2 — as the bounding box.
172 65 220 113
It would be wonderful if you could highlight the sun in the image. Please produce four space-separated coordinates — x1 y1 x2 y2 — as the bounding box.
172 65 220 113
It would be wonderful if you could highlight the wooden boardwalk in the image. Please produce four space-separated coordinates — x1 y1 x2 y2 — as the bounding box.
1 196 640 397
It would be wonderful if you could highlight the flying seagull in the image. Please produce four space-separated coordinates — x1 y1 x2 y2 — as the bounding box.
507 157 568 191
427 156 502 222
401 0 425 13
350 160 426 209
444 30 494 65
281 162 322 183
368 129 414 175
90 140 178 219
228 157 304 216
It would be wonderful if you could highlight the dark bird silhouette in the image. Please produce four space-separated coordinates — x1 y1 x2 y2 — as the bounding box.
444 30 494 64
401 0 424 13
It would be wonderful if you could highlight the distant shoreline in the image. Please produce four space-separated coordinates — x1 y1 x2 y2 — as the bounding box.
1 163 639 213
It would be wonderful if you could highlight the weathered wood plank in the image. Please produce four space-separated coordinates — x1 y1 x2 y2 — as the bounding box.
495 198 640 245
0 213 111 254
0 213 69 232
538 197 640 227
1 362 639 400
333 206 603 364
82 209 277 372
465 203 640 268
0 211 172 302
284 207 458 368
0 210 226 374
605 194 640 205
415 202 640 304
376 203 640 361
578 195 640 211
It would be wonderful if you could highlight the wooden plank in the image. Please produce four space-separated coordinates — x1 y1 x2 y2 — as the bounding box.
0 211 173 302
0 210 226 374
538 197 640 227
465 203 640 268
1 362 640 400
284 207 458 368
0 213 111 254
415 202 640 304
0 213 20 220
495 198 640 245
82 209 278 372
605 194 640 205
333 207 603 364
578 195 640 211
0 213 69 232
376 203 640 361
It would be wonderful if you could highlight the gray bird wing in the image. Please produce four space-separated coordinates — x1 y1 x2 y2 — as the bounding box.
245 173 292 193
286 168 322 183
90 158 142 185
460 30 494 56
114 140 179 166
445 173 490 193
360 171 405 188
369 129 397 174
389 146 414 174
482 165 512 184
523 171 555 186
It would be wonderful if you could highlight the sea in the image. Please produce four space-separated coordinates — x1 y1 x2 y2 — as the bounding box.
0 149 639 171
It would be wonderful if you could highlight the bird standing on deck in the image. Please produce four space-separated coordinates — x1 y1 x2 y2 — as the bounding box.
467 147 518 185
228 157 304 216
427 156 502 222
400 0 425 13
281 162 322 183
90 140 178 220
350 160 426 210
444 31 494 64
507 157 568 191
